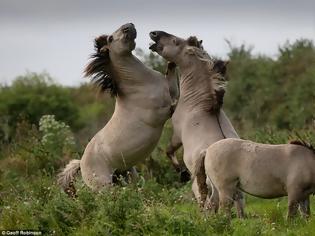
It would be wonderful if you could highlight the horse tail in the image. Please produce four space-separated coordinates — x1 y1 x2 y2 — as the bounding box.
57 159 81 198
193 149 208 206
192 149 206 179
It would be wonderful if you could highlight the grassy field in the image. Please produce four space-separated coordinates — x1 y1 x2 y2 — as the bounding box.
2 169 315 236
1 118 315 236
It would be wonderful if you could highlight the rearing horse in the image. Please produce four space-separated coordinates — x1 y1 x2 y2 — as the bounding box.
58 23 177 195
149 31 239 206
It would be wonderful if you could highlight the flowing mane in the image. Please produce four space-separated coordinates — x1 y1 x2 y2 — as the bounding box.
84 35 119 96
289 140 315 154
185 45 228 113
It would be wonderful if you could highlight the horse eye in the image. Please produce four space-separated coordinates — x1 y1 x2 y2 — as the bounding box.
108 36 113 43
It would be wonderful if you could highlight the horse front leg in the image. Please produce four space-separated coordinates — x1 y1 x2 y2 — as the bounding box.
166 134 182 172
166 135 191 182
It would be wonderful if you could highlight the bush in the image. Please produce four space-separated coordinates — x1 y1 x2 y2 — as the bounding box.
39 115 75 154
0 73 79 141
224 39 315 133
0 115 77 179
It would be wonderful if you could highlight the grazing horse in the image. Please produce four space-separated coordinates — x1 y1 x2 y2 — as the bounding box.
149 31 239 206
58 23 177 195
201 138 315 219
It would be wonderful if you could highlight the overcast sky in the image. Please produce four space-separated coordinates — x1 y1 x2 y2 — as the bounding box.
0 0 314 86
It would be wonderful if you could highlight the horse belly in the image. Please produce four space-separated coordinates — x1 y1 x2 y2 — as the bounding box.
117 141 158 168
239 172 287 198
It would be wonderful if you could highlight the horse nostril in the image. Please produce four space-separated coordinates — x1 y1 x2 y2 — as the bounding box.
151 32 157 37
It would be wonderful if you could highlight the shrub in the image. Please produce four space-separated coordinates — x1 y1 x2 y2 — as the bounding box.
0 72 79 141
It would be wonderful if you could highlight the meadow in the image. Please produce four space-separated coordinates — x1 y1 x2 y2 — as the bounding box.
0 39 314 235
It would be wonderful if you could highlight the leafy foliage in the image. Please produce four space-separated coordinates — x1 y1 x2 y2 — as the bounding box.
0 73 79 141
39 115 75 153
224 39 315 132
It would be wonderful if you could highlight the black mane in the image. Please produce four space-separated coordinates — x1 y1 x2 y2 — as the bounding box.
210 59 228 114
84 36 118 96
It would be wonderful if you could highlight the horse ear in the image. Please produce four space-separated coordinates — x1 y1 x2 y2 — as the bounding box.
94 35 109 52
199 40 203 46
187 36 202 48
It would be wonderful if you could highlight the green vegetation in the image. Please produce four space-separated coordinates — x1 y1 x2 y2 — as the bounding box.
0 39 315 235
224 39 315 133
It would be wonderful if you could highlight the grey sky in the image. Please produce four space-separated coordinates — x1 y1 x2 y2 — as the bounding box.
0 0 314 86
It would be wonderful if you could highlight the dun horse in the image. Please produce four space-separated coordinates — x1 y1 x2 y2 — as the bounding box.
58 23 177 195
201 138 315 219
149 31 239 205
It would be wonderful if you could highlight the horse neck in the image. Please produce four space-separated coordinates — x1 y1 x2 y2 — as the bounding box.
178 62 215 112
111 53 144 81
110 53 149 96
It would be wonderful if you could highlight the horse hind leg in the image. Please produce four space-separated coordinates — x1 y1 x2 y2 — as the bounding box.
193 171 208 208
127 167 139 183
234 190 245 218
217 182 238 218
299 195 310 218
81 165 114 191
113 167 139 185
218 189 235 218
287 186 305 219
92 173 113 191
205 181 219 213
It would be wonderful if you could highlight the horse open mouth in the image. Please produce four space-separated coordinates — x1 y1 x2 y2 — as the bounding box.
150 42 164 53
149 42 158 52
149 32 162 52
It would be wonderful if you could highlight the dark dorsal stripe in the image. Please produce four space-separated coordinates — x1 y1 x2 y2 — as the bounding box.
290 140 315 154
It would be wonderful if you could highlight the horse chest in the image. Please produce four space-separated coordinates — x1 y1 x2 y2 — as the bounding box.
147 82 171 108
